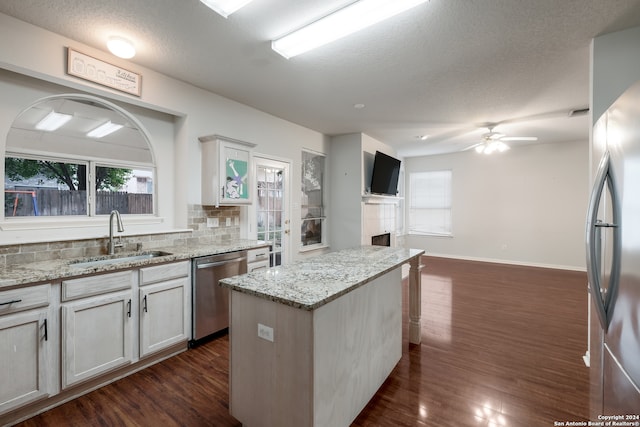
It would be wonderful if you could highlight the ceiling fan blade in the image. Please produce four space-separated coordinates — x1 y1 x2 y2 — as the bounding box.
500 136 538 141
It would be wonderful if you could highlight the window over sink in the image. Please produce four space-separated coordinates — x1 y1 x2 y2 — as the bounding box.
3 94 156 219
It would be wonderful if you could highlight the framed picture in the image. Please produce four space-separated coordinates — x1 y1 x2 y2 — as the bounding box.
224 158 249 200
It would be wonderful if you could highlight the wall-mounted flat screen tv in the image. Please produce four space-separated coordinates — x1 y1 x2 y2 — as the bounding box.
370 151 401 196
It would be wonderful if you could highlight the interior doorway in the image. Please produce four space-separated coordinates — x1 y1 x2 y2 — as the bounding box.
253 156 290 266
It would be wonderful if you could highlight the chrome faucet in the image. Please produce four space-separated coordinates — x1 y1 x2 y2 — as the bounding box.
108 210 125 255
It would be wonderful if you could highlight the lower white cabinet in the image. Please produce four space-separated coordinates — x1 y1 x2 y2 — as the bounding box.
61 289 134 389
60 262 189 388
0 297 53 414
0 259 190 422
139 261 189 357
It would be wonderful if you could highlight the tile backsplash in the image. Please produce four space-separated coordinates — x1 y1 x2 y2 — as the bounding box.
187 204 240 244
0 204 241 267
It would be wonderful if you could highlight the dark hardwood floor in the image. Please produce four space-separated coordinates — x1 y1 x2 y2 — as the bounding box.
14 256 589 426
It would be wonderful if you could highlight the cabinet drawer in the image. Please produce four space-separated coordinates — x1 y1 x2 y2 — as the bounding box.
247 246 269 264
0 284 50 315
62 270 135 301
140 261 189 286
247 260 269 273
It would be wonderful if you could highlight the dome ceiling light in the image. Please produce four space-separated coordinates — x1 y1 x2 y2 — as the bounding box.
107 36 136 59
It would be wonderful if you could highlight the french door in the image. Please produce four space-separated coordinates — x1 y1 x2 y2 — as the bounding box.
254 157 290 266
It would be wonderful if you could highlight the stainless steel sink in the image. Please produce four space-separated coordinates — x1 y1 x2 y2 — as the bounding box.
69 251 173 268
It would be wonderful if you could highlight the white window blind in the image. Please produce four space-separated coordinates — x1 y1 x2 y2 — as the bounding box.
408 170 452 235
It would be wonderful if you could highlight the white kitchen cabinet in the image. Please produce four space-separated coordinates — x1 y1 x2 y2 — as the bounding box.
199 134 257 207
61 271 135 389
0 284 54 415
139 261 189 358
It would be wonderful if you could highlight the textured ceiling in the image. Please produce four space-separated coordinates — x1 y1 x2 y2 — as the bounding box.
2 0 640 157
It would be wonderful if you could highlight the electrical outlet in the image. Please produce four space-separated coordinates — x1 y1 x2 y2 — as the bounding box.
207 217 219 228
258 323 274 342
226 217 232 226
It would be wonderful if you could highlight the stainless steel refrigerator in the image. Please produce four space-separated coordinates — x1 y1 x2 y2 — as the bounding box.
586 79 640 415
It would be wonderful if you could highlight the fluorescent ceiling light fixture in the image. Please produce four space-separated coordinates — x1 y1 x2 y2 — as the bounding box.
35 111 73 131
107 36 136 59
199 0 254 18
87 121 123 138
272 0 429 59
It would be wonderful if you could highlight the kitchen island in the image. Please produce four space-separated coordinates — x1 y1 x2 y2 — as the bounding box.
220 246 424 427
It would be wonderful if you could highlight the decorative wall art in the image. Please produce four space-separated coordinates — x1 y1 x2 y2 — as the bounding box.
67 48 142 96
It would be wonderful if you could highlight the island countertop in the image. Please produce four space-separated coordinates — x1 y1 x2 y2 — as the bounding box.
220 246 424 310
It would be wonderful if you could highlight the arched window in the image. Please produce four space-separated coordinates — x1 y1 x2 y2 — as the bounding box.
4 94 156 218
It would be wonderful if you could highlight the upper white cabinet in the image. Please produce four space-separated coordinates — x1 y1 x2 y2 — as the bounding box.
199 134 257 207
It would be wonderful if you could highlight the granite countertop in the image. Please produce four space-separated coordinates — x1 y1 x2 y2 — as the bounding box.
0 240 269 289
220 246 424 311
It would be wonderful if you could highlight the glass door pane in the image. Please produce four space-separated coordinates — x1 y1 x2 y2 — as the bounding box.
256 164 285 266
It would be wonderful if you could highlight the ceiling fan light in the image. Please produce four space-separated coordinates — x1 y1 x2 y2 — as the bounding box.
107 36 136 59
272 0 429 58
200 0 253 18
496 141 510 152
475 145 485 153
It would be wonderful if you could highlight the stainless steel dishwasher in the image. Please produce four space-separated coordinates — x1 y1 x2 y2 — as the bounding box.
192 250 247 344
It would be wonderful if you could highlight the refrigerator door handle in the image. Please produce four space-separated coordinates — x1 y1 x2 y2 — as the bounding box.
585 150 622 332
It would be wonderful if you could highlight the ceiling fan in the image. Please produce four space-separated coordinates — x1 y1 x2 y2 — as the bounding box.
469 125 538 154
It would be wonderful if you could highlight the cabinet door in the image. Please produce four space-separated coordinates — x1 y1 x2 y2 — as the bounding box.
0 309 51 414
199 135 256 206
139 277 188 357
62 290 133 389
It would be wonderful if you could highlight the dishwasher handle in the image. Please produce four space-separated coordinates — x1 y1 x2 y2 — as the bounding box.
196 257 246 270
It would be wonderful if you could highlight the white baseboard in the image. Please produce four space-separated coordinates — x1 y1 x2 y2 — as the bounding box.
420 252 587 272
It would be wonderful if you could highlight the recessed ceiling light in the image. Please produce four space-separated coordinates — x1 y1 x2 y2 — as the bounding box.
200 0 254 18
35 111 73 131
107 36 136 59
354 103 366 109
272 0 430 58
417 135 428 140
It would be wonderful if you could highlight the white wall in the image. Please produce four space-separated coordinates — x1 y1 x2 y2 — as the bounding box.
404 140 589 270
591 26 640 124
0 13 329 258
